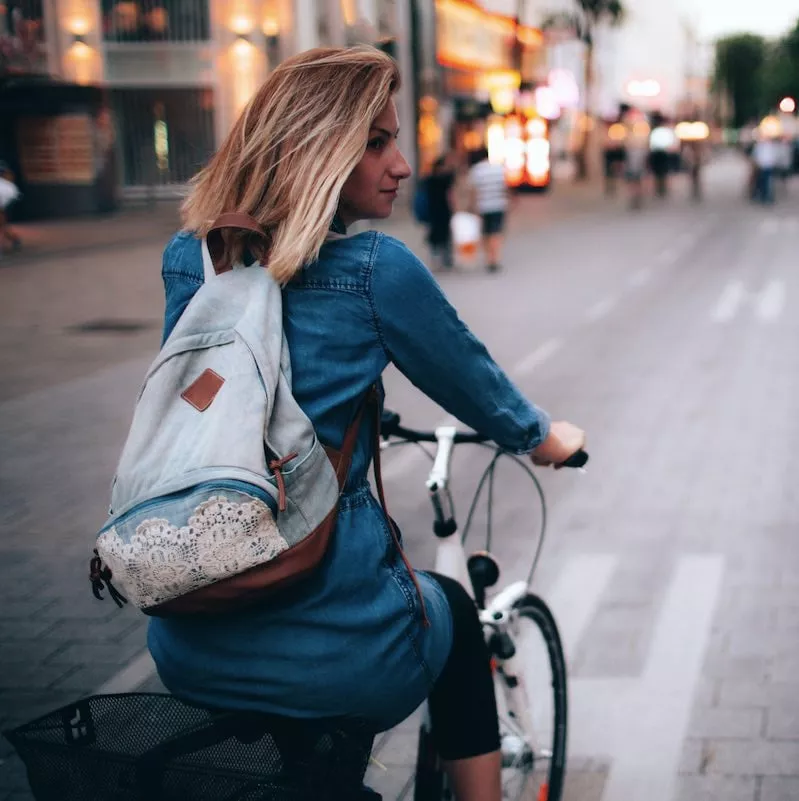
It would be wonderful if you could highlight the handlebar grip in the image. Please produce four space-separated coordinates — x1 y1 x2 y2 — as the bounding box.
560 449 589 469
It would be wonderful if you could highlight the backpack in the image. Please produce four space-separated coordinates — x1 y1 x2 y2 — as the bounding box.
413 180 430 224
89 214 371 616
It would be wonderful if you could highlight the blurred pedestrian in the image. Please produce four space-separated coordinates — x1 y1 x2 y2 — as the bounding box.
777 136 793 196
0 161 22 255
602 121 626 197
425 155 456 270
752 134 780 205
624 136 649 211
683 141 704 203
467 147 508 272
648 118 675 199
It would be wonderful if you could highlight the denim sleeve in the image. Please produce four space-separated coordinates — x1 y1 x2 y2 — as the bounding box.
161 234 204 344
368 235 550 454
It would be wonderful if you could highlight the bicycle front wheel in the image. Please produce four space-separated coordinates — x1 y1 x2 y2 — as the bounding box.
497 594 568 801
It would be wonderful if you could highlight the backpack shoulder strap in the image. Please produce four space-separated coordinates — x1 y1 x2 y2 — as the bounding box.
207 213 269 275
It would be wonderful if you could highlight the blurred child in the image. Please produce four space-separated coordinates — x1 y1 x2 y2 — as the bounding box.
0 162 22 254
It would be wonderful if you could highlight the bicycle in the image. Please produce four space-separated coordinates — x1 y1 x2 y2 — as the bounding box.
379 410 587 801
5 416 586 801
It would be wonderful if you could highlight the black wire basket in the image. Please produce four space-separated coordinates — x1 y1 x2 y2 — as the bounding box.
3 693 377 801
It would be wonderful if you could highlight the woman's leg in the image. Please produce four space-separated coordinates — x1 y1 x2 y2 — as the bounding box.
425 572 501 801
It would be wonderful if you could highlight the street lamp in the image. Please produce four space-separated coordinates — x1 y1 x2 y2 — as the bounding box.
779 97 796 114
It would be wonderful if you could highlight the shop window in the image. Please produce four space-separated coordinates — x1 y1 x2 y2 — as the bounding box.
0 0 46 75
110 87 215 186
102 1 210 43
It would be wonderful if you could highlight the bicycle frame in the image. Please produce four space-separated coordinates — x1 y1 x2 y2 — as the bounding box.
410 425 539 757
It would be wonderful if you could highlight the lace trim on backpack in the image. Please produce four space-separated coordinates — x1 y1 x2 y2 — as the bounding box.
97 495 288 608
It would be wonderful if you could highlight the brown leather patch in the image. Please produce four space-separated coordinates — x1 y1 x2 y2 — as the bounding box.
181 369 225 412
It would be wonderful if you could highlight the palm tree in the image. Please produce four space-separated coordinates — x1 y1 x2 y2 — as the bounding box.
544 0 625 181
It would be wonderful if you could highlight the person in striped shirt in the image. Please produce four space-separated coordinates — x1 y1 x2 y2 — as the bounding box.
468 148 508 273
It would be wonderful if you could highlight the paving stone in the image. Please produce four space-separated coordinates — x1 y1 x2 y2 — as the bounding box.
561 766 609 801
761 777 799 801
0 599 60 620
40 615 143 644
674 776 757 801
0 758 31 792
574 603 653 678
678 739 708 775
0 689 93 730
717 681 799 708
48 663 125 694
0 662 79 692
692 678 719 707
699 740 799 775
0 620 58 642
0 641 68 664
45 638 147 667
702 653 771 682
725 627 790 659
768 655 799 683
765 703 799 739
688 707 764 739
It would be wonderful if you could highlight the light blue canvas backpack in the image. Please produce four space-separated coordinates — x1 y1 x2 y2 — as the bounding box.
89 214 368 616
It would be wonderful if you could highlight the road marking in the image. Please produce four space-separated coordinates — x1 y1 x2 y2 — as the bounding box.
586 296 617 322
712 279 786 323
569 555 725 801
628 265 654 287
711 280 746 322
95 649 156 694
756 279 785 321
513 337 563 377
544 554 618 660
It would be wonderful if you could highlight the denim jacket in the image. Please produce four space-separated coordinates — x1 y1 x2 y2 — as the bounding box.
147 229 550 730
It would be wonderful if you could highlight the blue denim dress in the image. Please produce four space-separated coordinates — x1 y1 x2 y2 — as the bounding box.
147 230 550 731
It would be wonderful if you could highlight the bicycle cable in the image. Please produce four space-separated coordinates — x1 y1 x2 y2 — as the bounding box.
381 439 548 588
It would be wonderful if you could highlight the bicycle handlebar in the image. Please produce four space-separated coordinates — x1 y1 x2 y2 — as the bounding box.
380 410 590 469
380 411 489 444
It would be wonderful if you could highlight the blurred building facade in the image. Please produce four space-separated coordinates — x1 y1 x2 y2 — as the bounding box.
1 0 553 199
1 0 410 197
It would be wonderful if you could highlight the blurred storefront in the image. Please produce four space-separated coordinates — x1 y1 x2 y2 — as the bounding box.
414 0 545 177
0 0 411 208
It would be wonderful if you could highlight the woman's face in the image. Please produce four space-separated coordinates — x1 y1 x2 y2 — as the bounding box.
338 99 411 226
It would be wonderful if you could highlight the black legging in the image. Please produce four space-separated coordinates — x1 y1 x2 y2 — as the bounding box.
425 572 500 760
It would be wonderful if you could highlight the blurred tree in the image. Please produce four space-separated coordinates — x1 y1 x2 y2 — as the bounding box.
761 19 799 111
713 33 767 127
543 0 625 181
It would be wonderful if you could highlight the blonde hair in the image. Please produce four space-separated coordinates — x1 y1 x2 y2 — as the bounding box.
182 46 400 283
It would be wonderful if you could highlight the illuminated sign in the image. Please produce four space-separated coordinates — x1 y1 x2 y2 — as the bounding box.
436 0 531 72
626 79 661 98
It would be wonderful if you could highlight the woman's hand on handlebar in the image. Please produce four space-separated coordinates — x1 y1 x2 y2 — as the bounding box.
532 421 586 468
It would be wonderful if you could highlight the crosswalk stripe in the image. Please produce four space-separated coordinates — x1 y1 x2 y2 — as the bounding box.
756 279 786 322
586 296 617 322
513 337 563 377
711 280 746 323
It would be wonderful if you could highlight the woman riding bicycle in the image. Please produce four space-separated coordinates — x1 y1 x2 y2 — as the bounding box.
150 46 585 801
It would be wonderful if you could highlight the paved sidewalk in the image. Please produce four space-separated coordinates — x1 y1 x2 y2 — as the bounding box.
2 173 610 267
